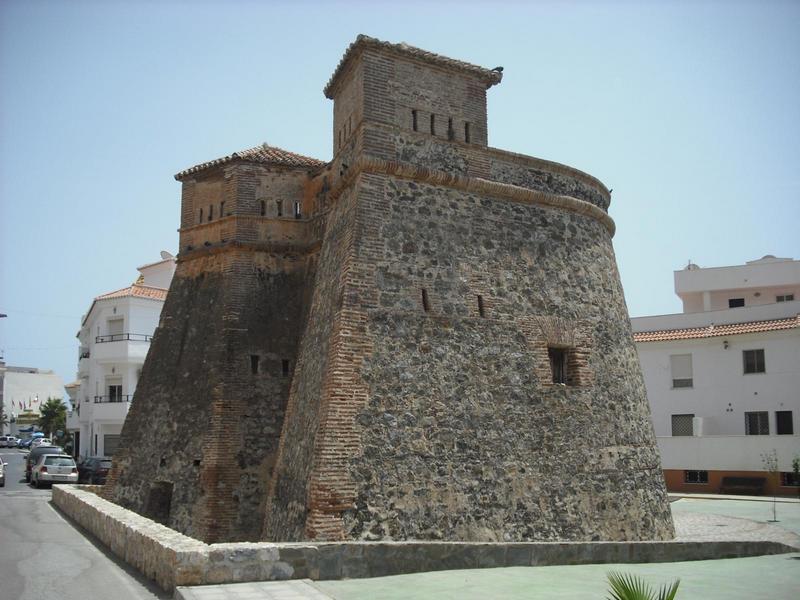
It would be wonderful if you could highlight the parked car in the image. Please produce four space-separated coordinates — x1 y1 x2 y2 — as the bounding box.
0 436 13 448
31 438 53 449
31 454 78 488
18 438 34 449
77 457 113 484
25 445 66 482
0 459 6 487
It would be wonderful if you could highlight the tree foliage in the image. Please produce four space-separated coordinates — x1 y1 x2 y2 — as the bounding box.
37 397 67 439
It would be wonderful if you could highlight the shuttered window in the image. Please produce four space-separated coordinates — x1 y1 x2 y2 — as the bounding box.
670 354 693 388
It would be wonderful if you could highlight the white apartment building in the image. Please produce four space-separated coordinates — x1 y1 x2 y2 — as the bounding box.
67 255 175 458
632 256 800 495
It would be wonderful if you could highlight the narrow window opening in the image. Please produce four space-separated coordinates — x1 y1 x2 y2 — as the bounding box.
447 117 454 140
208 205 213 221
193 458 201 467
412 110 418 132
430 114 436 135
728 297 745 308
260 200 266 216
421 288 430 312
220 201 225 216
464 122 471 143
250 355 260 375
338 129 342 149
548 347 568 384
276 199 283 217
294 201 302 219
477 295 485 317
282 359 290 377
199 208 203 223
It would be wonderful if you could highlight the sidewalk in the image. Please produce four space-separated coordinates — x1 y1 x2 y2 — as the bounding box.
175 497 800 600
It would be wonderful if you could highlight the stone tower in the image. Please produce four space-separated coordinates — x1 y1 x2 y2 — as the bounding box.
106 35 674 544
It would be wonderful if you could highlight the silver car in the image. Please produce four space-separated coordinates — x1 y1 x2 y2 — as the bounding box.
31 454 78 488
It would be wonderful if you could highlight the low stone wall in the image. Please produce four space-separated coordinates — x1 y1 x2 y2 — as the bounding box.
52 485 796 592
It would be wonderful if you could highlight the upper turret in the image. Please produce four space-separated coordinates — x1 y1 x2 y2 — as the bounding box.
325 35 502 160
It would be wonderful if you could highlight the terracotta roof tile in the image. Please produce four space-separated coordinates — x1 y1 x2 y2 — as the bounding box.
95 284 168 302
175 144 326 180
324 34 503 99
633 315 800 343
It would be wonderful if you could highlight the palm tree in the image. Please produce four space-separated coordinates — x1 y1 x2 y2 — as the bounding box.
37 397 67 439
607 572 680 600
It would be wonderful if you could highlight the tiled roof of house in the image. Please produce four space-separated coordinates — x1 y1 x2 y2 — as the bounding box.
324 34 503 99
175 144 326 180
633 315 800 343
95 284 168 302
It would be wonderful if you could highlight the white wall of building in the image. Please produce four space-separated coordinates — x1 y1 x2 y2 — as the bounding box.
72 256 173 458
2 367 66 434
634 256 800 489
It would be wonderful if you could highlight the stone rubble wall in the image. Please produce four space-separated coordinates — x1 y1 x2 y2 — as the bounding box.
52 485 795 592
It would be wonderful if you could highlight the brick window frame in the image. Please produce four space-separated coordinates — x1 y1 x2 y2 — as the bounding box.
521 316 594 388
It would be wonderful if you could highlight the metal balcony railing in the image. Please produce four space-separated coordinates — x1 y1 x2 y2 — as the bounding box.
95 333 153 343
94 395 133 403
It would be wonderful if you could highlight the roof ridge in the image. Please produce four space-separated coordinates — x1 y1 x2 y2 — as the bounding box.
324 34 503 99
175 142 326 180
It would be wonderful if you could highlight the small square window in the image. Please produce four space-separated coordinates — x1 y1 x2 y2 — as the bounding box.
684 470 708 484
745 411 769 435
671 414 694 436
743 349 765 374
728 298 745 308
776 294 794 302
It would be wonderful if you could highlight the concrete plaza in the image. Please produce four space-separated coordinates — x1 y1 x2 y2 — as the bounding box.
176 495 800 600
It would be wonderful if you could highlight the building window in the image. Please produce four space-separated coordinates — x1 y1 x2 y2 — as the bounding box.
250 355 259 375
276 199 283 217
477 295 485 318
294 201 302 219
776 294 795 302
464 122 471 143
548 347 568 385
260 200 266 216
108 384 123 402
743 349 765 374
421 288 430 313
447 117 455 141
745 411 769 435
776 411 794 435
671 414 694 436
781 472 800 487
728 298 745 308
412 110 418 132
199 208 203 223
670 354 693 388
220 201 225 216
430 114 436 135
282 359 290 377
684 470 708 484
208 205 213 221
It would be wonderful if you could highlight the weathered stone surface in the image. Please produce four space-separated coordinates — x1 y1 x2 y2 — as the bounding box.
108 35 672 546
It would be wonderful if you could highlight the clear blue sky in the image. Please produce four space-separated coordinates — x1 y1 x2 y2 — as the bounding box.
1 0 798 389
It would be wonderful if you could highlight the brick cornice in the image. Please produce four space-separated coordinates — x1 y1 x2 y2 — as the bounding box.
329 156 616 236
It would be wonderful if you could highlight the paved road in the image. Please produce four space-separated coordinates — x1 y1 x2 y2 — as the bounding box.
0 449 169 599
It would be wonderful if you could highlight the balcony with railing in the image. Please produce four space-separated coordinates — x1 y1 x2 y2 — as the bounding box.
95 333 152 343
92 333 152 362
92 395 132 422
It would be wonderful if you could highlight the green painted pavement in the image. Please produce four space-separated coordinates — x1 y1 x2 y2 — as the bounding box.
315 499 800 600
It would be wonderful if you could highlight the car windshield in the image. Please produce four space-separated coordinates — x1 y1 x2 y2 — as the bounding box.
99 461 113 468
44 457 75 466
